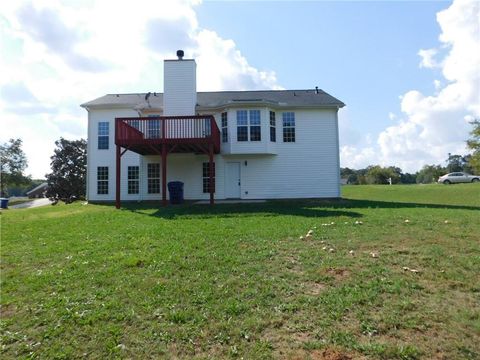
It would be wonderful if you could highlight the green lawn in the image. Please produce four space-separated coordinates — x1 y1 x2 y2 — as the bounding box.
1 184 479 359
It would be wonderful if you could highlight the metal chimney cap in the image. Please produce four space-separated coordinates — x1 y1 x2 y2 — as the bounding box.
176 50 184 60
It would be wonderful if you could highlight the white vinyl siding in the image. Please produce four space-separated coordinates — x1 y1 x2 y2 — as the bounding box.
86 108 340 201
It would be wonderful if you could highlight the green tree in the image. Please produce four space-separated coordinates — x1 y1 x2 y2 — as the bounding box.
400 172 417 184
445 153 471 173
416 164 446 184
365 165 400 184
45 138 87 203
0 138 30 197
340 167 359 184
466 119 480 173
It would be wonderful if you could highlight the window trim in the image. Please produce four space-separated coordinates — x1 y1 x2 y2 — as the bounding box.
236 110 248 142
249 110 261 142
282 112 296 143
98 122 109 150
221 112 228 143
147 116 161 139
127 166 139 194
236 109 261 142
202 162 216 193
269 111 276 142
147 163 160 194
97 166 109 195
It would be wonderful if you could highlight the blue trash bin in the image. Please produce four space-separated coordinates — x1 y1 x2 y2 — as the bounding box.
0 198 9 209
167 181 184 204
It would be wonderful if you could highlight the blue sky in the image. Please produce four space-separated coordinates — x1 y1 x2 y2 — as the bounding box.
197 1 448 134
1 0 479 178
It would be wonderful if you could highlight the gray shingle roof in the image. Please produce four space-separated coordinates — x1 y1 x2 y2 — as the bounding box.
81 89 345 110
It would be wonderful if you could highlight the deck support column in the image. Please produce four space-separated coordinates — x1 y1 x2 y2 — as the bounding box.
115 144 121 209
162 143 167 207
209 143 214 205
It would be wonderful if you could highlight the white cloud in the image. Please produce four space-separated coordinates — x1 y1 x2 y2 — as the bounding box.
376 0 480 172
341 0 480 173
194 30 282 91
0 0 281 178
418 48 440 68
340 145 376 170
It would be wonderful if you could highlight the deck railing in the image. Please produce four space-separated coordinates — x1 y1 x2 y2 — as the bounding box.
115 116 220 151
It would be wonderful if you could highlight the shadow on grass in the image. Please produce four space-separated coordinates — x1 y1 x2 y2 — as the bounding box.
342 198 480 211
121 200 362 219
112 197 479 220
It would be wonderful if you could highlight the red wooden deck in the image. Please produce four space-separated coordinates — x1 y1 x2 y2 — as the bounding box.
114 116 220 208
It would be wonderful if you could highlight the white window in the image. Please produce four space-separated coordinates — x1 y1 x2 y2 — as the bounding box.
269 111 276 142
236 110 261 142
128 166 139 194
97 167 108 194
147 163 160 193
221 112 228 143
98 122 109 149
202 162 215 193
282 112 295 142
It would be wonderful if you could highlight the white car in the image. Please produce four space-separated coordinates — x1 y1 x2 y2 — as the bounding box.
437 172 480 184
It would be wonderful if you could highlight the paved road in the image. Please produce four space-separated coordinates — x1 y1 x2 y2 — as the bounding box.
9 198 52 209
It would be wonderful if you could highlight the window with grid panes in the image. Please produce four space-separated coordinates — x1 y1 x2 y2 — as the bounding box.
249 110 261 141
147 163 160 193
202 162 215 193
98 122 109 149
236 110 248 141
127 166 139 194
269 111 276 142
147 115 161 139
221 112 228 143
97 166 109 194
282 112 295 142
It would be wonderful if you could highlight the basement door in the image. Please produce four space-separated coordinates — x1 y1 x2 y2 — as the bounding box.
225 162 241 199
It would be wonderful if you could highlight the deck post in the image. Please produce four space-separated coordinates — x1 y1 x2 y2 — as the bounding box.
115 144 121 209
162 143 167 207
209 142 214 205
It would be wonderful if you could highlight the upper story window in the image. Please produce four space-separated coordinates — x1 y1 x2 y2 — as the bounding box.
147 115 161 139
221 112 228 143
98 122 109 149
97 166 109 194
282 112 295 142
269 111 276 142
237 110 261 142
237 110 248 141
249 110 261 141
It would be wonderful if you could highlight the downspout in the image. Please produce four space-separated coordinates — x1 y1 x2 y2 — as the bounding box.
335 107 341 198
85 108 90 202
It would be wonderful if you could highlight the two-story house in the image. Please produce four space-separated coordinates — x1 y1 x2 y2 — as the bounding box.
81 51 345 207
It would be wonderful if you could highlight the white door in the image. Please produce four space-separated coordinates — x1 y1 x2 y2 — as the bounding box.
225 162 241 198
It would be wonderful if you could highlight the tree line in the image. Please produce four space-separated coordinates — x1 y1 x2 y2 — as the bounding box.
341 119 480 185
342 154 472 185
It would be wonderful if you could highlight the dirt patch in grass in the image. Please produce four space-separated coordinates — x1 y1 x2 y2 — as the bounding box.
311 348 353 360
304 281 326 295
325 268 350 280
0 304 16 318
262 326 315 358
288 348 355 360
285 255 305 276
